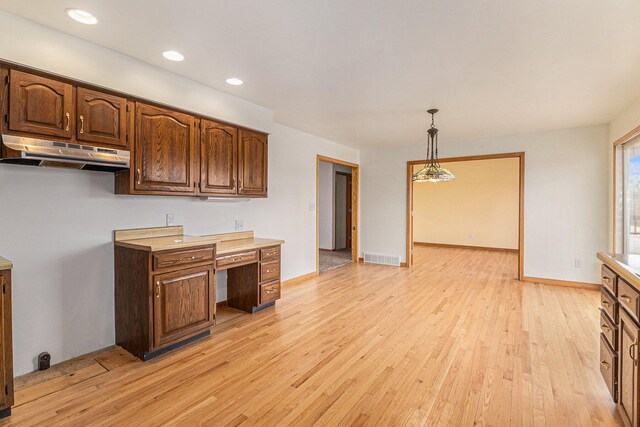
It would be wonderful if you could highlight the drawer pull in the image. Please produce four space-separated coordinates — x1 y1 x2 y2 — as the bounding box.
155 281 160 299
601 300 611 308
602 276 610 283
621 294 632 304
265 289 277 294
600 360 611 370
179 256 199 261
601 324 611 333
265 269 275 273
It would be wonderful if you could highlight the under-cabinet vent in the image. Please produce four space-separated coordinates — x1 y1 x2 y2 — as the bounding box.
363 253 401 267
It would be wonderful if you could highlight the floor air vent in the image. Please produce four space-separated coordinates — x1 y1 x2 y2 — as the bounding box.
363 253 401 266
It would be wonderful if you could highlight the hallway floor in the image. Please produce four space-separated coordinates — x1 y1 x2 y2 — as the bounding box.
319 248 353 273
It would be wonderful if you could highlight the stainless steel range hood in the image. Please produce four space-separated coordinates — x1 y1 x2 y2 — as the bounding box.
0 135 130 172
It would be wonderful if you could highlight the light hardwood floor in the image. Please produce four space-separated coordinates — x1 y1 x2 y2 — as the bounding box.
2 247 622 426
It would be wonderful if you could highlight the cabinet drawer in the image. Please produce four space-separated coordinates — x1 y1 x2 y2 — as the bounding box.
153 247 215 270
600 334 617 402
260 246 280 261
260 281 281 305
601 265 617 295
601 287 617 323
261 260 280 283
600 309 617 350
619 278 640 322
217 250 258 269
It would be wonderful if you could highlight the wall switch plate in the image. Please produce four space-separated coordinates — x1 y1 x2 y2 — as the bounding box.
166 213 175 226
235 220 244 231
574 259 583 268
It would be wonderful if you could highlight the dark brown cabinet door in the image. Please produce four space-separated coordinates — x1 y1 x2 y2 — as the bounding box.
8 70 73 138
134 103 196 193
0 270 13 412
200 119 237 195
619 309 639 427
76 87 127 148
238 129 268 197
153 266 215 348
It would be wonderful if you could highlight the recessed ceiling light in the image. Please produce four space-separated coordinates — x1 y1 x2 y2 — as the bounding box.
226 78 243 86
162 50 184 62
66 8 98 25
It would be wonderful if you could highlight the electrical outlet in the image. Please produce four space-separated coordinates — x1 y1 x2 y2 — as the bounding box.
235 220 244 231
574 258 583 268
166 213 175 226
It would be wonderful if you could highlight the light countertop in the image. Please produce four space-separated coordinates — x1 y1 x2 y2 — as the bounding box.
216 238 284 255
0 256 12 270
115 235 220 252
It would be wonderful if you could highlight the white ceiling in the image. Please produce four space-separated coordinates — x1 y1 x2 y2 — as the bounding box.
1 0 639 148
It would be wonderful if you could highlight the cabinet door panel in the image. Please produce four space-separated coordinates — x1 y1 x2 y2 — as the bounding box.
153 266 215 348
135 103 196 193
77 87 127 148
619 310 638 427
0 273 5 410
200 119 237 194
238 129 267 197
8 70 73 138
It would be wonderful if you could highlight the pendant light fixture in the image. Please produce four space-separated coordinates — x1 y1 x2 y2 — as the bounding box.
412 109 455 183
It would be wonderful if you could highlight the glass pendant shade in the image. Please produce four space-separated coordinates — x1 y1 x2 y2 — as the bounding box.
412 109 455 183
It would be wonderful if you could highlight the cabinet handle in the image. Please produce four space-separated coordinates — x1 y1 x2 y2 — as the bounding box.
600 360 611 370
155 281 160 299
266 269 276 273
238 178 243 189
265 289 276 294
601 276 610 283
601 300 611 308
136 169 141 185
79 115 84 134
621 294 632 304
630 338 638 364
601 324 611 333
232 178 236 189
179 256 200 262
65 112 70 132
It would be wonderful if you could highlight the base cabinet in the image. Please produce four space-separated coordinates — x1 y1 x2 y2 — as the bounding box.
620 309 639 427
0 268 13 418
115 245 216 360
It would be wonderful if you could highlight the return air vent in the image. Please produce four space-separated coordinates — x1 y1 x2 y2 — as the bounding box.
363 253 401 266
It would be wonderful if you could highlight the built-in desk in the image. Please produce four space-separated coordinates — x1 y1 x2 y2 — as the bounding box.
205 232 284 313
114 226 284 360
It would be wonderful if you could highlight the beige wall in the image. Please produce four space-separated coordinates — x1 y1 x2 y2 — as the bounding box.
412 158 520 249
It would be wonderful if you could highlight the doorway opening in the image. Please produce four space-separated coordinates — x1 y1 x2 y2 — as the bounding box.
406 152 524 279
316 155 359 274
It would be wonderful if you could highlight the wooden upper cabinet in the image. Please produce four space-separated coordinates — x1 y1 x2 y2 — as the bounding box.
153 266 215 348
134 103 196 194
238 129 268 197
76 87 127 148
8 70 73 139
200 119 237 195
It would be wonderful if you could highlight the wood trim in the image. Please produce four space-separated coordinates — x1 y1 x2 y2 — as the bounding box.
613 124 640 148
521 276 600 291
281 272 317 287
316 155 360 274
215 300 228 309
414 242 518 253
335 171 353 250
406 152 525 280
407 152 525 166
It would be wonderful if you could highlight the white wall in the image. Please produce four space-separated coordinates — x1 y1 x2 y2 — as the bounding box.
318 161 335 249
0 12 358 375
335 174 347 249
361 125 609 283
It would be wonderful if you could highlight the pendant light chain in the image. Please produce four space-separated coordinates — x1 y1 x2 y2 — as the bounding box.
411 108 456 183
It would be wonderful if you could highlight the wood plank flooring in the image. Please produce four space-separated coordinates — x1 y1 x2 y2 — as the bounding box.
1 247 622 426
